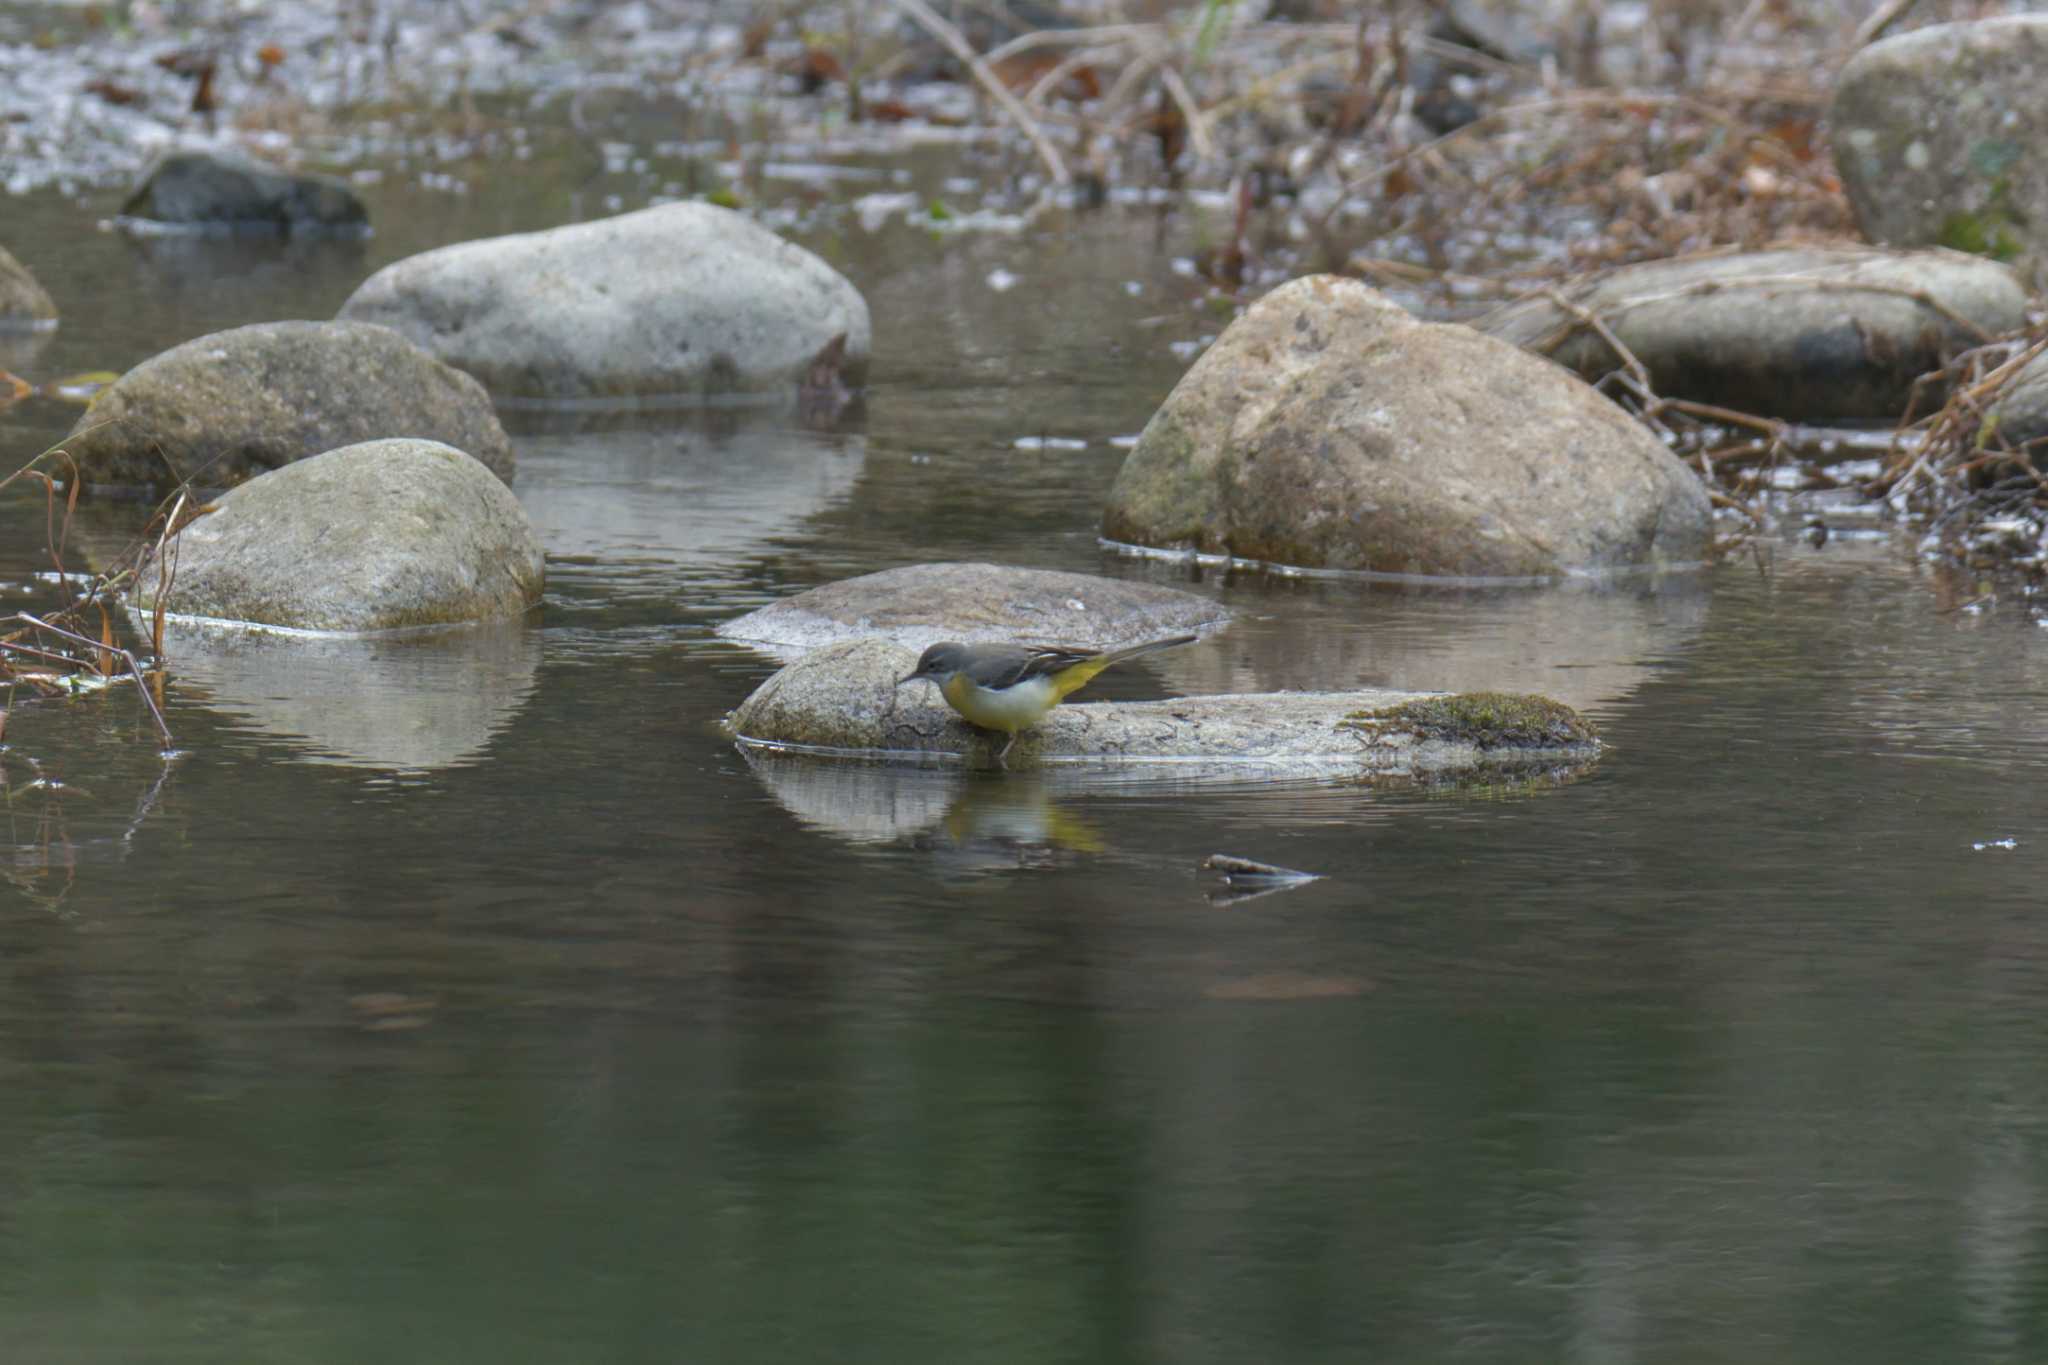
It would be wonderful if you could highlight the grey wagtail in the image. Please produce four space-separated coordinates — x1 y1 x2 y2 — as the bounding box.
896 634 1198 764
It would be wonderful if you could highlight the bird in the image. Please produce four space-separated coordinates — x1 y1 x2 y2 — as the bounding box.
896 634 1198 765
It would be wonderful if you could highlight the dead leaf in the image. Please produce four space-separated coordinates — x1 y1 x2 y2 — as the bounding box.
784 46 843 93
83 79 143 106
1205 972 1370 1002
860 98 917 124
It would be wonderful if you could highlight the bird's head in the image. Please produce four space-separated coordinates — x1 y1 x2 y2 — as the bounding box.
896 641 968 687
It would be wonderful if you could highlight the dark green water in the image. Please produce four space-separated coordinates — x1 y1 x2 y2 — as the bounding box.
6 171 2048 1364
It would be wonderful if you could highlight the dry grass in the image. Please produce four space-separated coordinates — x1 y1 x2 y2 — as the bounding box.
0 437 211 752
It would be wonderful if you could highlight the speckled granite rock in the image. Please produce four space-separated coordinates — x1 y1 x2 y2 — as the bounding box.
1832 17 2048 284
132 439 543 634
1481 247 2025 420
717 562 1227 658
61 321 513 493
1104 275 1710 577
338 202 870 403
121 149 368 232
729 637 1600 773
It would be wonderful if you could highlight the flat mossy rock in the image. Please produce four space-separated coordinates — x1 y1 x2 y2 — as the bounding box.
1832 17 2048 285
337 201 871 403
728 638 1600 774
1103 275 1710 577
132 438 543 634
121 149 368 232
59 320 513 493
0 244 57 329
1479 247 2026 420
717 562 1227 656
1337 692 1592 748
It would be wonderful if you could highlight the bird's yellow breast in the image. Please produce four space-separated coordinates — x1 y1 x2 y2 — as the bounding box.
941 672 1061 734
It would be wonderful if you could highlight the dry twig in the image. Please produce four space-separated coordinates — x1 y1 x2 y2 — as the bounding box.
891 0 1071 186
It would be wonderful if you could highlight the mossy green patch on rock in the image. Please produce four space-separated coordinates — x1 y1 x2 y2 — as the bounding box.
1831 18 2048 284
1340 691 1597 749
1939 209 2026 263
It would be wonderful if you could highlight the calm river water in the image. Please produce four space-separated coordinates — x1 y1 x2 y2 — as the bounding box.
4 157 2048 1364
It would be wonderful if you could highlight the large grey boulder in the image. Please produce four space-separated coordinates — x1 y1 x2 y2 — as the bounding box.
1102 275 1711 578
718 562 1227 658
336 202 871 403
1480 247 2026 421
0 244 57 329
1832 17 2048 285
121 149 368 233
729 638 1600 773
59 321 513 493
132 439 544 634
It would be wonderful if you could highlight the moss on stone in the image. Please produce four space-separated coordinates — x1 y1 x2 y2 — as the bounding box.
1940 210 2025 263
1339 691 1597 749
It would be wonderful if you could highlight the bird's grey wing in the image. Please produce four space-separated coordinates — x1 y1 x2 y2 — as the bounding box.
968 645 1092 689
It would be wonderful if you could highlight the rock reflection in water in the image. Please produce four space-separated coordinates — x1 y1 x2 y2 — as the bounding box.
508 411 866 571
1160 575 1710 715
112 228 372 330
159 617 540 771
0 329 51 382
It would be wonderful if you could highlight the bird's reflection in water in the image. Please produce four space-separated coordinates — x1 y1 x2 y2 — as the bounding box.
926 770 1105 869
738 748 1105 869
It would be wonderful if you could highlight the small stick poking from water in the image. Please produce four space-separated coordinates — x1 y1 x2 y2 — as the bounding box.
16 613 173 749
1203 853 1322 882
1202 854 1325 904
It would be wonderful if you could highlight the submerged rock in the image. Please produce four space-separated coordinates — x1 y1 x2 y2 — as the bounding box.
1102 275 1710 578
728 637 1600 773
717 562 1227 657
1480 247 2026 420
132 438 544 634
121 149 368 233
59 321 513 493
0 244 57 329
1832 17 2048 285
336 202 871 403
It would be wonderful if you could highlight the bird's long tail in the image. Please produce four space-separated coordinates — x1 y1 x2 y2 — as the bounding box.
1052 633 1199 700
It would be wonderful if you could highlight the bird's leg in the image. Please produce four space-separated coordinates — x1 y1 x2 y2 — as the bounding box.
995 732 1017 769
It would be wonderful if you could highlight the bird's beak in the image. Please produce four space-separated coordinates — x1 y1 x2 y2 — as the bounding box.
894 671 920 687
